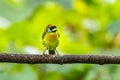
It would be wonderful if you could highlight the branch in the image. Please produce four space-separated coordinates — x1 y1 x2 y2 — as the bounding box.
0 53 120 65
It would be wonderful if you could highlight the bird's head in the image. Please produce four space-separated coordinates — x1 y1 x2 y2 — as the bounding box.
46 24 57 33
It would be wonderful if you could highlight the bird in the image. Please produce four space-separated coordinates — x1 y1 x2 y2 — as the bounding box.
42 24 60 55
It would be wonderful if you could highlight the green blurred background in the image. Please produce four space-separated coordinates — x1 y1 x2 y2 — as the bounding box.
0 0 120 80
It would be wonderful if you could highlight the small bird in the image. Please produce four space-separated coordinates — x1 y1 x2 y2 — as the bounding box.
42 24 60 55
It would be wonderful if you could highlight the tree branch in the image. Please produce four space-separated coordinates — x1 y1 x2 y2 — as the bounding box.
0 53 119 65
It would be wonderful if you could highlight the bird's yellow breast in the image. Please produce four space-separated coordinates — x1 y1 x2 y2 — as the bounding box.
45 33 58 40
42 32 59 50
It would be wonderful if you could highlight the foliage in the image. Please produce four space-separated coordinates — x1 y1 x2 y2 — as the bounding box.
0 0 120 80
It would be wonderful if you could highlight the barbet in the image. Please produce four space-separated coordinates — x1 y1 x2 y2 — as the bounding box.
42 24 60 55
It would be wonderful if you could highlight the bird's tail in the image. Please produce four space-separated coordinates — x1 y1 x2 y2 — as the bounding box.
48 50 55 54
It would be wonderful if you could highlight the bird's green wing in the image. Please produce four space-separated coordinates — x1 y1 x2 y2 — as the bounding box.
58 33 60 38
42 32 46 40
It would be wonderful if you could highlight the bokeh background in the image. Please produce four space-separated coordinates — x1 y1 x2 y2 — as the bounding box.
0 0 120 80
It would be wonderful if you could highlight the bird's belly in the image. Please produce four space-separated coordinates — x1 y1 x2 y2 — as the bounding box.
43 40 59 50
43 33 59 50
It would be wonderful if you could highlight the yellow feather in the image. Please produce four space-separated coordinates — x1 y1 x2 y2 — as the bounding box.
42 32 59 50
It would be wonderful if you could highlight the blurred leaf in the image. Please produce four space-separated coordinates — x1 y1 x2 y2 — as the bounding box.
107 20 120 35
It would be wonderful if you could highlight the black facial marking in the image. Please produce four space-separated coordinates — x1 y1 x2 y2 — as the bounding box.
50 26 56 30
49 26 57 32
